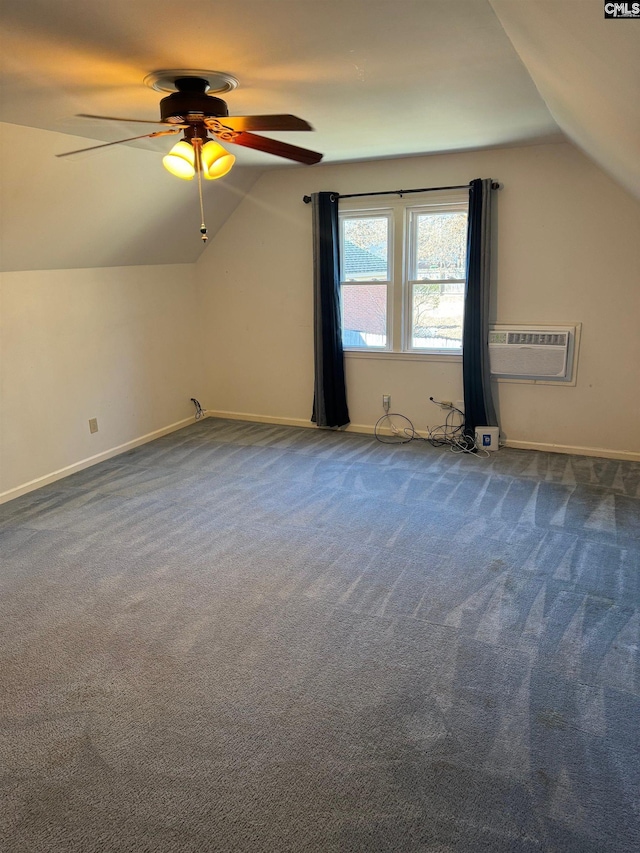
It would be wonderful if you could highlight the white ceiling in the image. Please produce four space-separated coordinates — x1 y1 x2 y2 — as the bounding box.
0 0 637 271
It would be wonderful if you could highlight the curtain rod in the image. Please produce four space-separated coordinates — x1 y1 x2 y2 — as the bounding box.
302 181 500 204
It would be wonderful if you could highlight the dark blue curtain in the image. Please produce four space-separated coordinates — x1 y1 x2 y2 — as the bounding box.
311 192 350 428
462 179 497 442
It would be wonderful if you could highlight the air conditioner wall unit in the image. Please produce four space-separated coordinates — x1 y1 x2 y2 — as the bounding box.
489 325 577 382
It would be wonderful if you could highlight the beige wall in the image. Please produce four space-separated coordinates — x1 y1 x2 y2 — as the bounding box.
0 264 204 498
2 140 638 502
195 141 640 458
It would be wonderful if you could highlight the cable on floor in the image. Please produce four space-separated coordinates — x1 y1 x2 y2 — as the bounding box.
374 398 490 457
374 413 422 444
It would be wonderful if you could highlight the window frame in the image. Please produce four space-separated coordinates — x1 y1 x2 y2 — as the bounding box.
403 200 469 354
339 209 394 352
339 190 469 359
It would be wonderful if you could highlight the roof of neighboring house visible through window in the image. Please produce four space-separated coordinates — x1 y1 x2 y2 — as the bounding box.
342 240 387 280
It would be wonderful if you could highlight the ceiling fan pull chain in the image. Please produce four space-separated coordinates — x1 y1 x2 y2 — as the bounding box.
192 138 208 242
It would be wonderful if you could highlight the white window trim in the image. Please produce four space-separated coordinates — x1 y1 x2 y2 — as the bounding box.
345 350 462 364
339 190 469 357
339 208 393 352
403 200 468 355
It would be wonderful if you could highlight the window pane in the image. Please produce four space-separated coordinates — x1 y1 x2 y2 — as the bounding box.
413 212 467 280
342 217 388 281
412 283 464 349
342 284 387 348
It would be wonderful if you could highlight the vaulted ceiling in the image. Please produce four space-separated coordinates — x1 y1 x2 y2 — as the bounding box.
0 0 637 271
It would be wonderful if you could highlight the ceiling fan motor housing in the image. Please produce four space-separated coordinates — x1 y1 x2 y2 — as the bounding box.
160 77 229 123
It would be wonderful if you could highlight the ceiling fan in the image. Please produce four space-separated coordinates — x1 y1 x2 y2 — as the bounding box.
57 70 323 240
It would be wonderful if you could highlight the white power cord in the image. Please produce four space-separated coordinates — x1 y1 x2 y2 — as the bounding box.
374 398 491 457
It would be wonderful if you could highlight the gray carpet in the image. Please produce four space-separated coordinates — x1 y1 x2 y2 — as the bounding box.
1 418 639 852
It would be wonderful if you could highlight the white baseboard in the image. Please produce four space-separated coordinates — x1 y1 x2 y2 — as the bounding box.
205 409 402 437
205 410 425 440
0 417 195 506
6 413 635 506
502 439 640 462
207 410 639 462
207 410 316 430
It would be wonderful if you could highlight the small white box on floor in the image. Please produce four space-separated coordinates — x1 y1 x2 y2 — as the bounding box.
475 426 500 451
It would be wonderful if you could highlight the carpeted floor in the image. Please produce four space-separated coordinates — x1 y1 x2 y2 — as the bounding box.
1 417 639 852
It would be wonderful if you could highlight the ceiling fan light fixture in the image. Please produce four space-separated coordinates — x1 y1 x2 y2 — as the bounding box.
201 140 235 180
62 73 322 240
162 140 195 179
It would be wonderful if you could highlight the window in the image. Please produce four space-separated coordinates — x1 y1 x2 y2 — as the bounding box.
340 212 391 349
339 192 468 355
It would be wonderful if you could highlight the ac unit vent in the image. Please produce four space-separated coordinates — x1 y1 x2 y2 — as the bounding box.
506 331 567 347
489 326 576 381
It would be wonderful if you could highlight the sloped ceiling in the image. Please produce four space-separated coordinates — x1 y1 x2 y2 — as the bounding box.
0 0 636 271
490 0 640 201
0 122 262 272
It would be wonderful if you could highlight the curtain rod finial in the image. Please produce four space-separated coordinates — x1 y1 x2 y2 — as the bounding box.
303 195 312 204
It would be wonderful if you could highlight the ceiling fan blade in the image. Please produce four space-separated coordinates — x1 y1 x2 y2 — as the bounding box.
206 114 313 133
56 128 181 158
225 131 323 165
77 113 187 127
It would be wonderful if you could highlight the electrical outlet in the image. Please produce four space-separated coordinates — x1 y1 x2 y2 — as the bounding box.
88 418 98 434
382 394 391 412
440 400 453 409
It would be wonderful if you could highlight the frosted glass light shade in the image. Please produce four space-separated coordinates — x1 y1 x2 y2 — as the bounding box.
163 140 195 179
201 140 235 180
